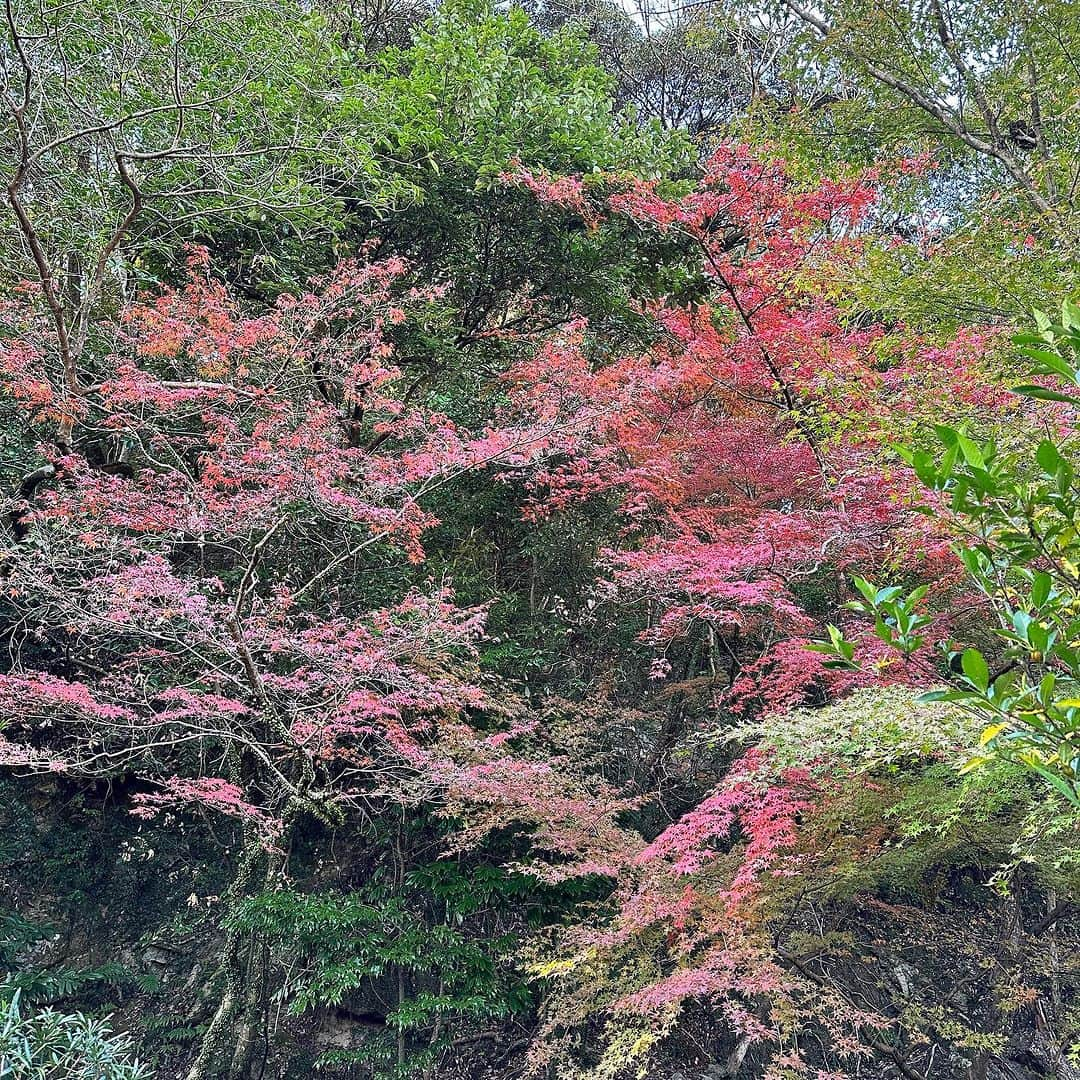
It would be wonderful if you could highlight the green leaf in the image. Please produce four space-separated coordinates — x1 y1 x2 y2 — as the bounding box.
1031 571 1053 607
1021 347 1078 382
852 577 877 603
961 647 990 692
933 423 958 448
1027 762 1080 806
958 547 986 577
920 686 972 704
874 586 904 604
1012 610 1033 640
955 431 985 468
1036 440 1065 476
1014 385 1080 406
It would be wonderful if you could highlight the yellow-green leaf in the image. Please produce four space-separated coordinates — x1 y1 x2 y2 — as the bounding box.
979 723 1008 746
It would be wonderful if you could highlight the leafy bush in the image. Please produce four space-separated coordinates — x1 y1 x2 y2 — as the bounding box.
0 990 148 1080
815 300 1080 804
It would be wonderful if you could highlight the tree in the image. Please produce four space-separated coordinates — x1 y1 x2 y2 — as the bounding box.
531 0 784 137
2 5 1079 1074
461 143 1080 1079
0 0 428 436
503 145 946 725
775 0 1080 218
0 248 572 1078
531 686 1080 1078
342 0 694 379
744 0 1080 332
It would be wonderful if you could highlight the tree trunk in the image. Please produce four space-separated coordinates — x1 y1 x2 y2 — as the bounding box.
186 833 279 1080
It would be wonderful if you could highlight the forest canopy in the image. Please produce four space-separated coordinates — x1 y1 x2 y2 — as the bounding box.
1 1 1080 1079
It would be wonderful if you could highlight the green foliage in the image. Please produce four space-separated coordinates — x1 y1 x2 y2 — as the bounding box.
809 579 932 668
749 688 1080 898
814 301 1080 804
227 867 533 1076
0 990 149 1080
333 0 697 382
374 0 680 178
734 0 1080 333
1014 299 1080 406
0 0 402 297
4 2 1080 1076
736 686 978 771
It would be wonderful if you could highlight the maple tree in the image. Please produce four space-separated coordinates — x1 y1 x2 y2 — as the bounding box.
0 246 602 1077
503 146 964 720
492 143 1065 1080
2 135 1067 1079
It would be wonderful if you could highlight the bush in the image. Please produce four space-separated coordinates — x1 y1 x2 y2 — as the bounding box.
0 990 148 1080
